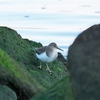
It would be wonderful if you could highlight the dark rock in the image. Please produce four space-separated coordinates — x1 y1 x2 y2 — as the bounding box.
67 24 100 100
0 85 17 100
58 52 68 69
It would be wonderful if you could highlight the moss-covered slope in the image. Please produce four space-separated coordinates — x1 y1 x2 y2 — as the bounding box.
0 26 68 89
0 48 42 100
31 75 74 100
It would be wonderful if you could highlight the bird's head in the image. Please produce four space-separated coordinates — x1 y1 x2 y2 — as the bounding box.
48 42 63 51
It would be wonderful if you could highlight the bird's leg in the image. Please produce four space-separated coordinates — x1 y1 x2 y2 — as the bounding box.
46 63 52 75
38 61 42 69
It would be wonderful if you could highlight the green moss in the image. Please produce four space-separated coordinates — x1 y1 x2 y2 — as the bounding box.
57 67 62 72
1 49 26 82
30 70 41 77
0 54 21 79
0 85 17 100
0 48 42 98
0 27 70 99
31 74 74 100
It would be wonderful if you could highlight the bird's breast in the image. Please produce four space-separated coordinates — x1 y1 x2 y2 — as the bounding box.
36 50 58 63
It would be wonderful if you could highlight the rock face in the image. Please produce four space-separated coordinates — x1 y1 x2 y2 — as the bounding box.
68 24 100 100
0 48 41 100
0 26 68 100
32 75 74 100
0 85 17 100
58 52 68 68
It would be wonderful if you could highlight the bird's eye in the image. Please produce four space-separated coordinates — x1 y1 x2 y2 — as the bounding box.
54 44 56 47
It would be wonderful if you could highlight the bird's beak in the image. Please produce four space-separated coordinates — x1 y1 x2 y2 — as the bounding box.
57 47 63 51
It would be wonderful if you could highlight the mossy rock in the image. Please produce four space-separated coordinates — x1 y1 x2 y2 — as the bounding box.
31 75 74 100
0 85 17 100
0 26 70 100
0 26 68 90
0 26 42 69
0 48 42 100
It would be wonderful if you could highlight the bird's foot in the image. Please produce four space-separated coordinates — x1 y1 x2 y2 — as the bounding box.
38 65 42 69
46 67 52 75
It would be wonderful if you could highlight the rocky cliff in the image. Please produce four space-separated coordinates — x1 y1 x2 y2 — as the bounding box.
0 26 70 100
68 24 100 100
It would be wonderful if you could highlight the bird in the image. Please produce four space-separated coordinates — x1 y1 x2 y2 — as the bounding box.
34 42 63 75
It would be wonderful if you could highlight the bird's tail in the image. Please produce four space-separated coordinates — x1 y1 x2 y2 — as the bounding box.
33 47 38 51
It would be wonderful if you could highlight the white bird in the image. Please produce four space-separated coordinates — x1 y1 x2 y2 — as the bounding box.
34 42 63 74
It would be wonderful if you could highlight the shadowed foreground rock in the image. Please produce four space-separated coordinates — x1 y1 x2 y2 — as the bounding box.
68 24 100 100
31 75 74 100
0 85 17 100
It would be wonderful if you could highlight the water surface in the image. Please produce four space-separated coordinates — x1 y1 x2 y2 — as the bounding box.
0 0 100 57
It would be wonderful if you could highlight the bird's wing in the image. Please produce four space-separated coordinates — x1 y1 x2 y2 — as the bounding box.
36 46 47 54
46 46 53 57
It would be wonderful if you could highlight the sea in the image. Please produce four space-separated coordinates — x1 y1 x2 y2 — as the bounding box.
0 0 100 58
